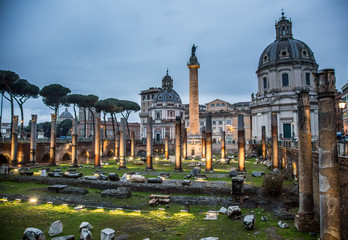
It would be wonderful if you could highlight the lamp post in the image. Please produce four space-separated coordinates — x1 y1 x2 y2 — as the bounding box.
339 100 346 136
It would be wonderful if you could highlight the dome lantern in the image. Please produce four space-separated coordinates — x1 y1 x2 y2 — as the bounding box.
275 10 293 40
162 69 173 90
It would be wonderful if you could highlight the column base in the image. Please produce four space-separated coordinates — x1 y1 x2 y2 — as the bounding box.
174 168 183 172
204 169 214 173
294 212 319 233
70 164 79 168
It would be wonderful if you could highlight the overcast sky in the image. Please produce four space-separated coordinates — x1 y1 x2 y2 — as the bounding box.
0 0 347 124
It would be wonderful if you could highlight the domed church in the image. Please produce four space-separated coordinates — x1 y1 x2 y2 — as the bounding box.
250 12 319 141
139 70 184 142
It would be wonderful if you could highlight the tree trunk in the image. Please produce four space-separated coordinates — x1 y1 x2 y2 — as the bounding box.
88 108 95 138
103 112 107 139
83 108 87 138
111 113 116 139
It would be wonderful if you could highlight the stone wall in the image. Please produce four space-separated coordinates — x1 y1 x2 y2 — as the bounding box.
279 147 348 238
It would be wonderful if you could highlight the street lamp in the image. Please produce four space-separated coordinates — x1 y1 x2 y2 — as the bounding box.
339 100 346 136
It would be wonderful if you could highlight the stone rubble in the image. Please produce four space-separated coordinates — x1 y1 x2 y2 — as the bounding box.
23 227 46 240
48 220 63 236
79 222 93 231
227 206 241 220
101 228 115 240
243 215 255 230
80 228 92 240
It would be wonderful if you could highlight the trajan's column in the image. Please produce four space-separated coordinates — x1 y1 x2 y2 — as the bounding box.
187 44 202 156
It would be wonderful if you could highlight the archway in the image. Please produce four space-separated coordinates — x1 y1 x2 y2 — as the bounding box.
41 153 50 163
62 152 72 161
107 149 114 156
0 153 11 164
137 150 146 156
81 150 90 158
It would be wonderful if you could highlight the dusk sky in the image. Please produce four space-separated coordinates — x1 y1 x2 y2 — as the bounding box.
0 0 347 124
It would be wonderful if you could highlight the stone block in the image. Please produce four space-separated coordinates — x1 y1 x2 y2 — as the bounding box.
204 211 218 220
23 227 46 240
79 222 93 231
101 228 115 240
108 173 119 181
48 185 68 193
130 175 146 183
190 167 201 176
218 207 227 215
147 178 163 183
48 220 63 236
227 206 241 220
243 215 255 230
182 180 191 186
80 228 92 240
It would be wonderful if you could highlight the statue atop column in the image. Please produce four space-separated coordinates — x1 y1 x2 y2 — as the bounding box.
188 44 200 66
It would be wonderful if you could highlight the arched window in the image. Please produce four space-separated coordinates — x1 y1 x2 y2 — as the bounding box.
216 103 220 107
263 77 267 89
211 104 215 107
305 73 311 85
282 73 289 86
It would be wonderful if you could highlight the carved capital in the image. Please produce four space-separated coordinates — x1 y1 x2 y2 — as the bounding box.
51 114 57 122
297 89 310 108
314 69 336 98
31 114 37 122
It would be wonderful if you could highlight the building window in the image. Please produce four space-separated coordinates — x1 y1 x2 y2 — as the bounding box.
218 120 223 125
263 77 267 89
213 120 216 125
216 103 220 107
155 111 161 119
211 104 215 107
221 103 225 107
306 73 310 85
226 119 231 125
282 73 289 86
200 121 204 126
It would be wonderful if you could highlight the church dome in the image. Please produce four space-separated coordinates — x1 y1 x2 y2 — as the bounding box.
153 70 182 104
258 12 317 71
59 108 73 119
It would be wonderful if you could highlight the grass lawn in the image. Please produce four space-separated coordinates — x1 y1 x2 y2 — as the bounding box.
0 201 315 240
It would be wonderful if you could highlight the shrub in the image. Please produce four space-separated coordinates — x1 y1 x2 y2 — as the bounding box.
262 171 283 196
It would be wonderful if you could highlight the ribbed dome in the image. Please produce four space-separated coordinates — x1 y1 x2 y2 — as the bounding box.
258 12 317 71
153 70 182 104
153 89 182 104
59 108 73 119
258 38 316 70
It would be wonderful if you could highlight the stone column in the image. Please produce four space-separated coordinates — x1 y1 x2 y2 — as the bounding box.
315 69 340 239
182 128 187 159
29 114 37 163
11 115 19 165
187 45 200 136
201 127 206 159
271 112 278 169
165 134 169 160
49 114 57 166
174 116 183 171
115 130 119 160
205 114 213 172
94 116 101 168
262 126 266 159
295 89 318 232
238 114 245 172
71 118 78 167
221 130 226 161
130 131 135 160
119 118 127 169
146 117 153 170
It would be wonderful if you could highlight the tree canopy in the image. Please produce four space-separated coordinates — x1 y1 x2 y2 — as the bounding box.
40 84 71 114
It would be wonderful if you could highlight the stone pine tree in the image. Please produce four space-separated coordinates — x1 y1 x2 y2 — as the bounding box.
118 100 140 138
40 84 71 115
12 79 40 137
0 70 20 135
95 98 122 139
